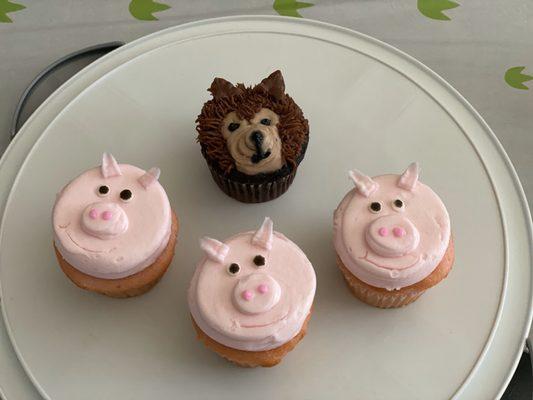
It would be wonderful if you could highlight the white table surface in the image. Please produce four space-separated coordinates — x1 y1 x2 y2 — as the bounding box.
0 1 531 399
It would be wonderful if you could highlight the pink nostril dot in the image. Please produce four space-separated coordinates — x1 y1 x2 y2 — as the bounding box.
257 284 269 294
88 209 98 219
393 227 406 237
242 290 254 301
378 227 388 237
101 211 113 221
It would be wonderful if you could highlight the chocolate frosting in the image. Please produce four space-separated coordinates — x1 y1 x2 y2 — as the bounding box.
196 70 309 174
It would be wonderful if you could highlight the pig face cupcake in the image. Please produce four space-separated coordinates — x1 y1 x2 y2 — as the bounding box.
333 163 454 308
53 153 178 298
188 218 316 367
196 70 309 203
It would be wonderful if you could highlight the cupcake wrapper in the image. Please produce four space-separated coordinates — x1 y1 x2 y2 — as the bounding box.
208 164 297 203
191 311 312 367
337 256 425 308
344 277 425 308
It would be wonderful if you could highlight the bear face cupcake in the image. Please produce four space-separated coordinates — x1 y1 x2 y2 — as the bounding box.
333 163 454 308
196 70 309 203
53 153 178 298
188 218 316 367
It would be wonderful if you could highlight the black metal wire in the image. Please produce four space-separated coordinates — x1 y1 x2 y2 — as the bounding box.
10 41 124 140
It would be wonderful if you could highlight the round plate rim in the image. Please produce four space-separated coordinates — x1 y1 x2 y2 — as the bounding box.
0 15 531 400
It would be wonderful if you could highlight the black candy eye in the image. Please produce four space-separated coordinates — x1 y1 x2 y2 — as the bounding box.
253 255 266 267
228 263 240 275
120 189 133 201
260 118 271 126
228 122 240 132
393 199 404 209
369 202 382 213
97 185 109 196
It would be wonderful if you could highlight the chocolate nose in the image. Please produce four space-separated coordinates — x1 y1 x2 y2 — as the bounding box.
365 215 419 257
250 130 264 144
250 131 271 164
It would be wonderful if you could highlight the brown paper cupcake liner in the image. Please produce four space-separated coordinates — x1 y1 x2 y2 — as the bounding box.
201 134 308 203
207 163 297 203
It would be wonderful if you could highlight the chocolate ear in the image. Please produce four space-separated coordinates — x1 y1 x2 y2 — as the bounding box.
209 77 242 99
259 70 285 100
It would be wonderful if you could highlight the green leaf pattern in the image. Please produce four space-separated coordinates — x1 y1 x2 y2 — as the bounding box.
0 0 25 23
505 67 533 90
129 0 170 21
273 0 313 18
417 0 459 21
1 1 530 94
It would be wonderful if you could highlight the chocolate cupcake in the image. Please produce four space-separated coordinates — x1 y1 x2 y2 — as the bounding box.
196 70 309 203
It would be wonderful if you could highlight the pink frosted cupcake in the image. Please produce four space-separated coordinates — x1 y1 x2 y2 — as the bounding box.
53 153 178 298
333 163 454 308
188 218 316 367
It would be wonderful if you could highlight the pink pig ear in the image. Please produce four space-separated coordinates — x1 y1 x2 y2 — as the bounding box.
101 153 122 178
349 169 378 197
398 162 420 191
252 217 274 251
138 167 161 189
200 237 229 263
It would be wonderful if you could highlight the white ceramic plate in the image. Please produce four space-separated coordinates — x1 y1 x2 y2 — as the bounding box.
0 17 531 400
0 22 224 399
0 309 40 399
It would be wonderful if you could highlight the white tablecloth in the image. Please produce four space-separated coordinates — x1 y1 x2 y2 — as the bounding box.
0 1 531 399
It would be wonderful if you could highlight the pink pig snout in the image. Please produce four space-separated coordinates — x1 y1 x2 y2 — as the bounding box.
365 215 420 257
81 202 129 239
233 273 281 315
